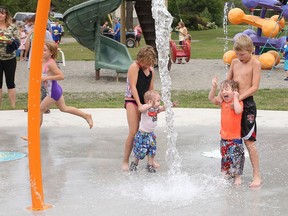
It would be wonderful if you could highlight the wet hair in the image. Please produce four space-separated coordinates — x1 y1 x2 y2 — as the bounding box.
233 34 253 53
220 80 239 92
144 90 160 103
0 6 12 27
136 45 157 67
45 41 58 59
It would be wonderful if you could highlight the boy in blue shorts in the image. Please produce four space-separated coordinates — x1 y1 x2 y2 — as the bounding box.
129 90 165 173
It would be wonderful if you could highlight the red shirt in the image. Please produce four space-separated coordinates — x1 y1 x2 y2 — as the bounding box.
220 101 243 140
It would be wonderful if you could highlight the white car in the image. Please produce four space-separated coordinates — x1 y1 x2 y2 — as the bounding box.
13 12 35 26
13 12 63 33
52 12 63 21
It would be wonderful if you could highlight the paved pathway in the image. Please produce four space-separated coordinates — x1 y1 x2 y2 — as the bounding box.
14 59 287 94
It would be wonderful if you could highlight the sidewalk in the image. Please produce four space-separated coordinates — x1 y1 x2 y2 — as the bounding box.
14 59 287 94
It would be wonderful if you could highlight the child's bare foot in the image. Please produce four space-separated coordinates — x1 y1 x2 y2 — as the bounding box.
153 161 160 169
21 136 28 141
121 162 129 171
234 175 242 185
85 114 93 129
249 176 262 188
222 171 232 180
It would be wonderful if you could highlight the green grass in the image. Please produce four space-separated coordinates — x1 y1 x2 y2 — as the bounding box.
60 25 250 61
2 26 285 111
1 89 288 111
59 43 95 61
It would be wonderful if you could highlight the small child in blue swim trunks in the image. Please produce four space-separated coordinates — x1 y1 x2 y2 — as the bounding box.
129 90 165 173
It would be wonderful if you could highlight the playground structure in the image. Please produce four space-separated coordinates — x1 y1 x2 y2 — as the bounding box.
169 39 191 63
223 0 288 70
63 0 157 81
63 0 132 81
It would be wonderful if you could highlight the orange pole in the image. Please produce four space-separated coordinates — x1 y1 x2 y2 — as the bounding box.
26 0 52 211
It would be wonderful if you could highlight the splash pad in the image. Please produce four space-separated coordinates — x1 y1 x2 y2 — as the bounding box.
1 108 288 215
0 151 26 162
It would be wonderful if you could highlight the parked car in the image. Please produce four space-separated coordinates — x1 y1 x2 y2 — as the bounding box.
51 12 63 21
13 12 54 31
13 12 35 26
102 30 136 48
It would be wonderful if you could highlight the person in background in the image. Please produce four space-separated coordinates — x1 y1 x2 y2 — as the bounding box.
134 25 142 48
113 17 121 42
51 21 62 44
24 15 33 33
282 36 288 81
24 14 53 113
0 5 20 108
18 25 26 61
175 21 188 64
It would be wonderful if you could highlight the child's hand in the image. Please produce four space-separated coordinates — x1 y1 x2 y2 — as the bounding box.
233 90 239 99
41 76 48 82
172 100 179 107
212 76 218 88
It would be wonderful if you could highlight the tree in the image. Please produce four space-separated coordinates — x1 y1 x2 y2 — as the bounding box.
168 0 238 30
5 0 38 15
4 0 87 16
126 1 134 31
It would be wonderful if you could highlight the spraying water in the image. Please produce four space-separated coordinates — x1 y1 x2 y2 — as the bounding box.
223 2 229 54
223 2 229 70
151 0 182 175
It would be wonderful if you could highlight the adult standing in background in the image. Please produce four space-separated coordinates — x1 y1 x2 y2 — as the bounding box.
113 17 121 42
0 5 20 108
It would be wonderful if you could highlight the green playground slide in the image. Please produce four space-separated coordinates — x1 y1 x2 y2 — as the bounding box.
63 0 132 73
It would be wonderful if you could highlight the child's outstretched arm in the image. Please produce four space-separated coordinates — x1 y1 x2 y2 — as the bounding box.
208 76 221 105
158 105 166 113
158 100 178 113
138 102 153 113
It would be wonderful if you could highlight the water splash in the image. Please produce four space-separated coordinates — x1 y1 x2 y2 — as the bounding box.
223 2 229 54
152 0 182 175
223 2 229 70
115 172 229 206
